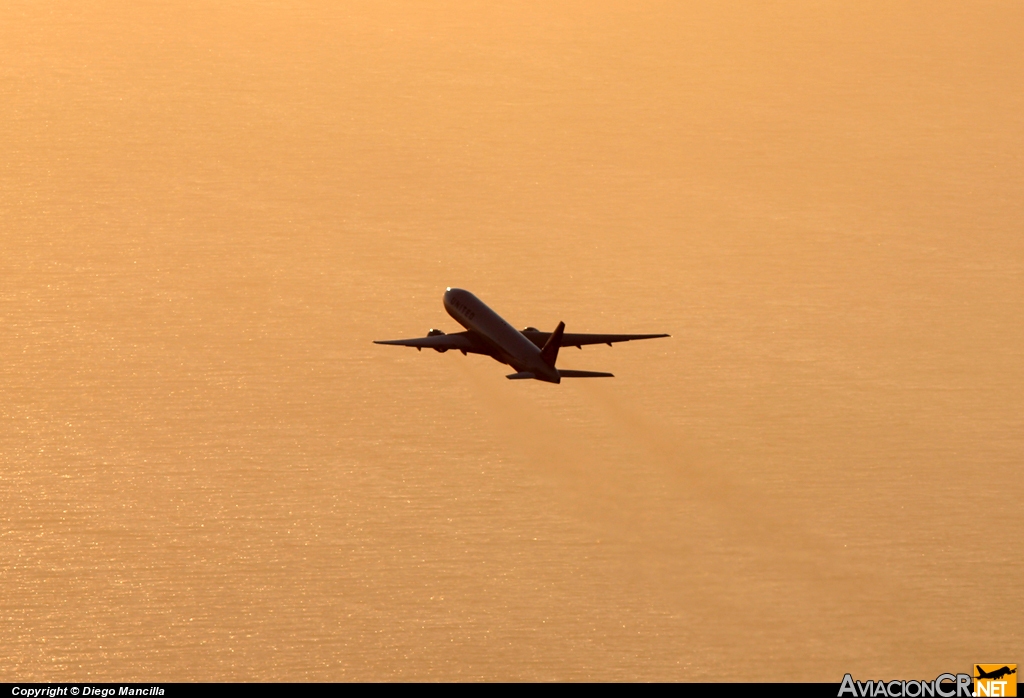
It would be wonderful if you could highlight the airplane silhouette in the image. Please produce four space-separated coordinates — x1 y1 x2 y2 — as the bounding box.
976 667 1016 681
375 288 669 383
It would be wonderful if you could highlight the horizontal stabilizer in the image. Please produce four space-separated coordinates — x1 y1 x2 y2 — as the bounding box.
506 372 536 380
558 369 615 378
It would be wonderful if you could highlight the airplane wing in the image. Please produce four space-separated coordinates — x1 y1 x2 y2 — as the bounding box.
373 330 493 355
521 330 669 349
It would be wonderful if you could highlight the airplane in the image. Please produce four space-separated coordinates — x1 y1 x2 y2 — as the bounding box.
975 667 1016 681
374 287 669 383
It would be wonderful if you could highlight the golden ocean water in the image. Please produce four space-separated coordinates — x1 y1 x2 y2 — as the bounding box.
2 0 1022 681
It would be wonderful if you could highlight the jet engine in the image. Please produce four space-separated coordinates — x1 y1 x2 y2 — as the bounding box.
427 328 447 352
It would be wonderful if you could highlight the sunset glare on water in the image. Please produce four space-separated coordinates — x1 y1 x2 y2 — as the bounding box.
2 0 1022 681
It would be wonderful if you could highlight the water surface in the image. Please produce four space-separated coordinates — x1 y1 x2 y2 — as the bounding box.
2 0 1022 681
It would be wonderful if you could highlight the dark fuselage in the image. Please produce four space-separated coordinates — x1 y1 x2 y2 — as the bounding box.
443 287 561 383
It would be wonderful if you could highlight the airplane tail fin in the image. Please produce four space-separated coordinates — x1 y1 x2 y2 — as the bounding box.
540 321 565 367
558 370 614 378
